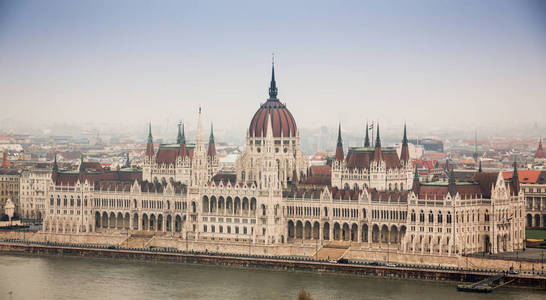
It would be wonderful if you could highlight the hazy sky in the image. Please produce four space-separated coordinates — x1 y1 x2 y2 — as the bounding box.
1 0 545 139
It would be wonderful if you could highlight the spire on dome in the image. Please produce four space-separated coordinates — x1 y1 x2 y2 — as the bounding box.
400 123 410 162
335 123 344 161
268 56 278 100
364 121 370 147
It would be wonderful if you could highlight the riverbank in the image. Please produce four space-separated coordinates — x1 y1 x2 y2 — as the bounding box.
1 240 545 290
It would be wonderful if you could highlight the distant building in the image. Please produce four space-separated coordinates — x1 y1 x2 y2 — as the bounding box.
19 163 52 220
409 138 444 152
0 169 21 218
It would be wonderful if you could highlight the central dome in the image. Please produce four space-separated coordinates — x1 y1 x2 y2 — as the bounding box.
249 65 297 138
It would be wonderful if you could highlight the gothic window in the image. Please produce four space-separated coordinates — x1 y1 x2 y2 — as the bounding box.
428 211 433 223
438 212 443 223
447 212 452 224
419 210 424 222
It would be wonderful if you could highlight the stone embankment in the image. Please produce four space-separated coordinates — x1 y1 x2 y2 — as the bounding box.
1 239 545 290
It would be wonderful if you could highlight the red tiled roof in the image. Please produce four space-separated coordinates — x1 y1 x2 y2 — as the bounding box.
502 170 541 184
310 165 331 176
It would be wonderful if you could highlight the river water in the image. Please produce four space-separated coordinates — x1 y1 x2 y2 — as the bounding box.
0 254 544 300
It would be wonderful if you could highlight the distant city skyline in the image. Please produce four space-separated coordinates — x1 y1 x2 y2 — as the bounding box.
1 0 545 138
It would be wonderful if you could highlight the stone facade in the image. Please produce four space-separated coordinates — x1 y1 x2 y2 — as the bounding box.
523 182 546 229
19 165 51 220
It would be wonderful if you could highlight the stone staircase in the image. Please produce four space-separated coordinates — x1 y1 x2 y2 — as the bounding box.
119 233 154 249
313 241 350 260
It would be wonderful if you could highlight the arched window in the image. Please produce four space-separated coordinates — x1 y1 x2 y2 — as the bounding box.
428 211 434 223
438 212 443 223
203 225 207 232
447 212 452 224
261 204 266 216
411 210 416 222
419 210 424 222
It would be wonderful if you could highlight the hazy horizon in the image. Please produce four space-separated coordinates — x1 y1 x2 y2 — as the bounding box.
1 0 545 140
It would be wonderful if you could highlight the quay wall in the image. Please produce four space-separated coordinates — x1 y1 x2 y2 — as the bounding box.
0 230 543 274
1 241 545 290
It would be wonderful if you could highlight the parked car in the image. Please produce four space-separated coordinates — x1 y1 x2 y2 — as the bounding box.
337 258 349 264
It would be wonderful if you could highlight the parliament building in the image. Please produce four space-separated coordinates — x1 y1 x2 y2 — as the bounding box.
42 64 525 260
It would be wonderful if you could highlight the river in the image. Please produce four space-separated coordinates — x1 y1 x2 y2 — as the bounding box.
0 254 544 299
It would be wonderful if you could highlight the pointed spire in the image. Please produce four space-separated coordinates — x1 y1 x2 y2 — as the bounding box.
448 168 456 197
209 123 215 143
337 123 342 147
79 155 85 173
208 123 216 157
124 153 130 168
147 123 153 144
512 159 520 196
402 123 408 146
335 123 344 161
177 122 184 144
52 153 59 172
412 166 420 195
400 123 410 162
268 56 278 100
145 123 155 157
375 124 381 148
364 121 370 147
373 124 383 162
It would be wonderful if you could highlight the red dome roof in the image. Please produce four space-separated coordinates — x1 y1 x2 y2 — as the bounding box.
249 99 297 138
249 64 297 138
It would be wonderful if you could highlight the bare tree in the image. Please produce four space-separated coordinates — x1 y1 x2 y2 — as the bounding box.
297 288 313 300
